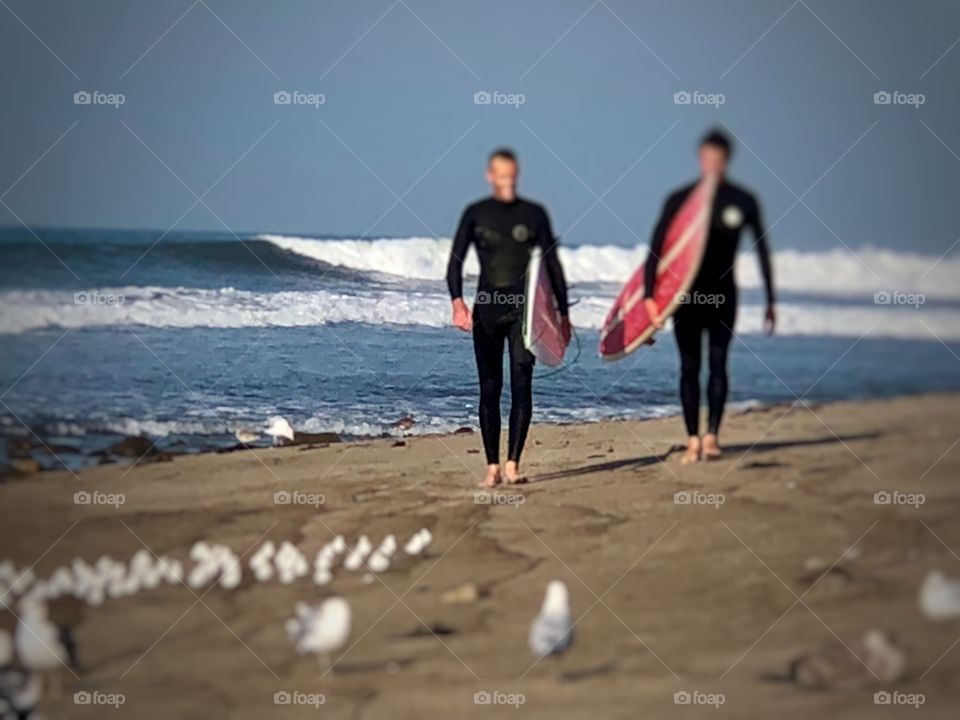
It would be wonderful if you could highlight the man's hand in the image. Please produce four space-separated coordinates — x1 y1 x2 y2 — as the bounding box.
764 305 776 335
452 298 472 332
643 297 664 329
560 315 571 345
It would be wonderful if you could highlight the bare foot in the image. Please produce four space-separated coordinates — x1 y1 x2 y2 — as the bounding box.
480 464 501 488
680 436 701 464
702 433 722 460
504 460 528 484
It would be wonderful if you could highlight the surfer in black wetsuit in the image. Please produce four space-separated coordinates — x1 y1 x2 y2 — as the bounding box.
644 130 775 463
447 148 570 487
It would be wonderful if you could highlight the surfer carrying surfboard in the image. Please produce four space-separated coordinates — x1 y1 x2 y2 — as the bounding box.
643 130 775 463
446 149 570 487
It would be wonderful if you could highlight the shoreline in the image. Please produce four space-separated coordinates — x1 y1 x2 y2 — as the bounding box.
0 390 931 477
1 392 959 718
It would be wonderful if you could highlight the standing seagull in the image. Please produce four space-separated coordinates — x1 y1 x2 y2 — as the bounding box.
286 598 351 672
919 570 960 620
528 581 574 660
14 600 78 697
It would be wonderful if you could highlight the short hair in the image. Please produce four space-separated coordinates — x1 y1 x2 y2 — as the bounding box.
488 147 518 165
700 129 732 157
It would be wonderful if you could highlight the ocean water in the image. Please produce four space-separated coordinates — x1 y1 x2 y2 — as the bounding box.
1 228 959 467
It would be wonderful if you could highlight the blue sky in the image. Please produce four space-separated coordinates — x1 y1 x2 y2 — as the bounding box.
1 0 958 251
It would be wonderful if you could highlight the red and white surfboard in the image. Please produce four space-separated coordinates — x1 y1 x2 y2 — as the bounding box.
523 247 568 366
598 173 718 360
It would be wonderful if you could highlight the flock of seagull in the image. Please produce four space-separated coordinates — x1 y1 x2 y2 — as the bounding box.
0 527 434 718
3 523 960 718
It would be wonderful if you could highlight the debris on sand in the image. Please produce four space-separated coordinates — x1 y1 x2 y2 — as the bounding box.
762 629 905 689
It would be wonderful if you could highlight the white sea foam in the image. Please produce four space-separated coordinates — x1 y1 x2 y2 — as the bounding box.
259 234 960 299
2 285 958 340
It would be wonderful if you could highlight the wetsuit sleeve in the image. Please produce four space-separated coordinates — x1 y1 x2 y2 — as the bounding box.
643 192 684 299
749 196 775 306
446 205 474 300
538 209 569 316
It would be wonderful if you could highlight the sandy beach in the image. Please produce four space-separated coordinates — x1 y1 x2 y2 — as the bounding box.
2 392 960 719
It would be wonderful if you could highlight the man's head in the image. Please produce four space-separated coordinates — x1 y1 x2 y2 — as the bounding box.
698 129 732 177
486 148 518 202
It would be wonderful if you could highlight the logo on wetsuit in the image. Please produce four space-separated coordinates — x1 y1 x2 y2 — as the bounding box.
511 224 530 242
721 205 744 229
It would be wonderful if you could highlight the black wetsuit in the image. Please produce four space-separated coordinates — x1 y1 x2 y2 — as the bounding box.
645 179 774 436
447 197 569 464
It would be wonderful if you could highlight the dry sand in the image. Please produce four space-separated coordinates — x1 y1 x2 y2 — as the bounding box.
2 393 960 719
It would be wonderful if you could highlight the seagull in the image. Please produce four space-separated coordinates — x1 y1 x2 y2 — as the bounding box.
15 599 78 696
1 567 34 600
274 542 308 584
528 581 574 660
343 536 372 572
377 534 397 557
764 629 905 689
286 597 351 666
367 551 390 573
157 557 183 586
403 528 432 556
47 567 74 599
217 548 242 590
919 570 960 620
313 546 336 586
249 541 276 583
265 416 295 445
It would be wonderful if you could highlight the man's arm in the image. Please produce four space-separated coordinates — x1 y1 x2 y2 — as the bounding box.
748 194 776 334
446 205 473 301
539 208 569 316
749 196 775 307
447 205 474 331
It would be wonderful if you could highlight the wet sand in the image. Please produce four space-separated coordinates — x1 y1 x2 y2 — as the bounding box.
2 393 959 719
